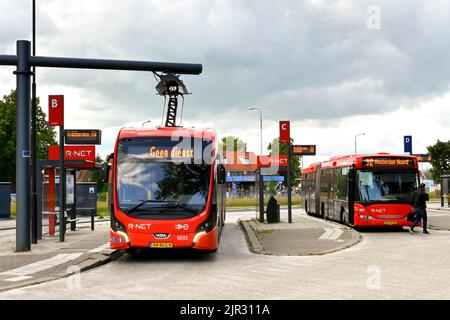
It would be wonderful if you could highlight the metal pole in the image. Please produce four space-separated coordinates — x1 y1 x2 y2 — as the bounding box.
59 125 65 241
259 109 263 155
31 0 38 244
70 170 77 231
287 144 292 223
15 40 32 252
91 209 95 231
259 170 264 223
36 161 43 239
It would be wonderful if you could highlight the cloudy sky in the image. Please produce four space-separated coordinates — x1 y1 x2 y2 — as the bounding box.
0 0 449 168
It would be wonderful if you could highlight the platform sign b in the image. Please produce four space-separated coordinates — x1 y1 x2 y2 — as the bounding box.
48 95 64 126
404 136 412 154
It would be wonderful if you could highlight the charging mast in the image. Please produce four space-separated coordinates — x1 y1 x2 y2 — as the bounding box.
0 39 202 252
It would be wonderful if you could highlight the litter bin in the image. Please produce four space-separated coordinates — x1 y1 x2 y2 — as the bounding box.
266 196 278 223
0 182 12 219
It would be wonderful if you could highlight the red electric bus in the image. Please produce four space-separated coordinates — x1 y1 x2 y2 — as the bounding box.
107 127 226 253
301 153 419 227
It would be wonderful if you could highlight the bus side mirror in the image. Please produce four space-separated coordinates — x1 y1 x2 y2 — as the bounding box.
101 162 110 183
217 164 226 184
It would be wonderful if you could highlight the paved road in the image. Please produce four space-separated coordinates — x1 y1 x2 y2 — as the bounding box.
2 210 450 299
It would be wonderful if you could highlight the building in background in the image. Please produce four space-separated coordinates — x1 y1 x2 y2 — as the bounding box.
224 151 258 198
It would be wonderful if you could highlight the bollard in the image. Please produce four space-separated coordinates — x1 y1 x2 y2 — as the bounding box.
91 209 95 231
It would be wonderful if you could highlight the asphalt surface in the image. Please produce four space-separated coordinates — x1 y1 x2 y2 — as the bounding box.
2 209 450 299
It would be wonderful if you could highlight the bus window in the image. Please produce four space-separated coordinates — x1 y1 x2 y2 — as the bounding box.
356 171 417 203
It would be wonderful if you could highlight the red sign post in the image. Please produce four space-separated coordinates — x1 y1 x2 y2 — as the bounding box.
279 120 290 143
257 155 288 168
48 95 66 241
48 145 96 162
48 95 64 126
279 120 293 223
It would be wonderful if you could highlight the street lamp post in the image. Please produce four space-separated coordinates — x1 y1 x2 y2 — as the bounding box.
249 107 263 155
354 133 366 154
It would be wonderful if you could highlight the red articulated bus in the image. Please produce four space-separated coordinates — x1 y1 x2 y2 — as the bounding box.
107 127 226 253
301 153 420 227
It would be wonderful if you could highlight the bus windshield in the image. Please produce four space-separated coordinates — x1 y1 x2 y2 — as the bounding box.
116 137 212 218
356 170 418 203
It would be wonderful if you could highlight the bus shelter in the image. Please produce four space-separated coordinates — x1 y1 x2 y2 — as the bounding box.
36 159 102 239
255 155 287 223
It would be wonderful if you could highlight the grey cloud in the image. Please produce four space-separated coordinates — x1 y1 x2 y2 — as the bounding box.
1 0 450 130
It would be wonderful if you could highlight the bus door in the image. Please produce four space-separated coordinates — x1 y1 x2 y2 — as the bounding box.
315 164 321 216
347 167 356 225
327 170 336 220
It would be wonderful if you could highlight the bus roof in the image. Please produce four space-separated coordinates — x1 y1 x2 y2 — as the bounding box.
118 126 217 140
303 153 418 172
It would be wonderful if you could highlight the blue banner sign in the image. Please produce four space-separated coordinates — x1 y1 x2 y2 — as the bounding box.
404 136 412 154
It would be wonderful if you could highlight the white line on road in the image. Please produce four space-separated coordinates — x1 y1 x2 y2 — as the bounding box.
0 253 83 282
319 228 343 240
319 228 334 239
89 243 110 253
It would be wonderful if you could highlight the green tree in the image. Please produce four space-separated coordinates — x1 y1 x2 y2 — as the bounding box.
427 140 450 183
267 137 301 187
0 89 57 184
220 136 247 153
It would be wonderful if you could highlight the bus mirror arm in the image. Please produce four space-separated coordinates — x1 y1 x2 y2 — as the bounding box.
101 162 111 183
217 164 226 184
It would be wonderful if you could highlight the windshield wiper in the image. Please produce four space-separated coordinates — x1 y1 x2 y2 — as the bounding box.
126 200 169 213
159 203 199 214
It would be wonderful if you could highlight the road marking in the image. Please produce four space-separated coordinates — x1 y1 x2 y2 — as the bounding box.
319 228 334 239
89 242 110 253
4 275 33 282
0 253 83 282
319 228 343 240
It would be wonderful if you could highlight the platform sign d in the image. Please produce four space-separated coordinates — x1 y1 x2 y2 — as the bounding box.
48 95 64 126
404 136 412 154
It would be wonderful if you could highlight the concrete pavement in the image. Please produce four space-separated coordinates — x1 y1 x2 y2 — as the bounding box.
240 209 360 256
2 210 450 299
0 219 120 292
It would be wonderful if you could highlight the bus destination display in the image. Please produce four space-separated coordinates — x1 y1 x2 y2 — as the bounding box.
149 146 195 159
361 157 415 169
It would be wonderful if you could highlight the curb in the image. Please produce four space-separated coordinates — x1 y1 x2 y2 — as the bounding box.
0 249 122 293
238 220 264 254
238 217 361 257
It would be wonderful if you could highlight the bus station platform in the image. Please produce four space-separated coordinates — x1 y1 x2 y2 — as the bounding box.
240 209 361 256
0 218 121 292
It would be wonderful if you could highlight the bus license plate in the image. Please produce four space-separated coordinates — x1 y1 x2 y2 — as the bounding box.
384 221 398 225
150 242 173 248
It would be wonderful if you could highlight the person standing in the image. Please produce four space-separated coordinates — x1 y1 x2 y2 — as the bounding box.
409 183 430 234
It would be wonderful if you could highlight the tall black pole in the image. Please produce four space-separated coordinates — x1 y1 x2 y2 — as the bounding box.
287 144 292 223
259 169 264 223
31 0 38 244
15 40 32 251
59 125 65 241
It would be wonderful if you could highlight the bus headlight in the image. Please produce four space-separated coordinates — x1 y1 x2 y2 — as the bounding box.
117 230 130 244
359 215 375 220
193 231 207 245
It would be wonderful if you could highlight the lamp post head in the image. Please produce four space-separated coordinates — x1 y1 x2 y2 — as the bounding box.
142 120 152 128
